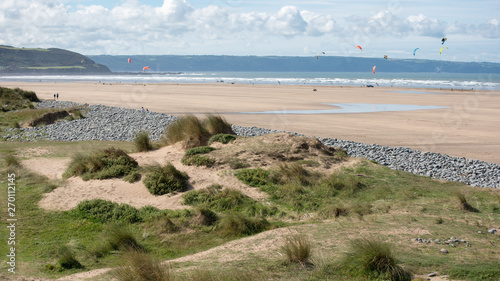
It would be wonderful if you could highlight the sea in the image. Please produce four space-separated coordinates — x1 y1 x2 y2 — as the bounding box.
1 71 500 90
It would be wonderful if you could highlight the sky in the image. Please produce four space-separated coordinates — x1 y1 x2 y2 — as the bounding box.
1 0 499 62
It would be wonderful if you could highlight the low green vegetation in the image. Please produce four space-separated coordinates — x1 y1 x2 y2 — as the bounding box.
1 125 499 281
142 163 189 195
71 199 143 223
63 148 139 181
208 133 237 145
182 184 277 217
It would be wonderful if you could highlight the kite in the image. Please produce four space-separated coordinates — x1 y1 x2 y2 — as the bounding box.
413 48 419 56
372 65 376 74
384 55 388 59
441 37 447 45
439 47 448 55
143 66 151 72
128 58 131 63
356 45 362 51
316 52 325 60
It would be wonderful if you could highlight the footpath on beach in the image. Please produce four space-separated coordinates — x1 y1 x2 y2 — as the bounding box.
3 101 499 189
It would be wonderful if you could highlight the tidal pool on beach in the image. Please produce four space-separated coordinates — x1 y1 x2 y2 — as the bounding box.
236 103 449 114
389 90 442 95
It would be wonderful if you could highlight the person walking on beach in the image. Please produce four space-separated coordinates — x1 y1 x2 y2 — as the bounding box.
53 94 56 100
56 93 59 100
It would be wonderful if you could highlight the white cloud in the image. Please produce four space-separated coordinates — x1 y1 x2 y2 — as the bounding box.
0 0 497 59
266 6 307 37
405 14 445 37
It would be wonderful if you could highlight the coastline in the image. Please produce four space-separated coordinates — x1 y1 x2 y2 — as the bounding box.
2 81 500 165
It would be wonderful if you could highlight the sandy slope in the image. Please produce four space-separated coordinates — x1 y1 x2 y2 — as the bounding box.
24 144 267 211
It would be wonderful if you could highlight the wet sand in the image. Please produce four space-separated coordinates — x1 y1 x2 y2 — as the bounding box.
2 82 499 164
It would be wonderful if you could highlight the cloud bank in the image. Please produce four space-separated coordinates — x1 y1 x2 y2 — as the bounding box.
0 0 497 56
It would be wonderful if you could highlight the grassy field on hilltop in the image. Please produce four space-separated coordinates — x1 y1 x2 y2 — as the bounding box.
0 103 499 281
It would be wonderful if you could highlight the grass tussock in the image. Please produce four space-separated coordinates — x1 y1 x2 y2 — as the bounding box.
162 115 212 149
0 86 39 112
143 163 189 195
203 114 235 135
106 225 145 252
281 234 312 266
4 154 22 168
57 245 84 270
218 213 270 237
455 191 481 213
162 114 235 149
340 238 412 281
63 148 138 181
134 130 153 152
112 249 173 281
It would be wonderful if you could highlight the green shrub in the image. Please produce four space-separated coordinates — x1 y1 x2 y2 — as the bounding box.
57 246 83 270
340 238 412 281
112 250 173 281
181 155 215 167
184 146 216 156
235 168 272 187
162 115 211 149
143 163 189 195
73 199 143 223
134 131 153 152
218 213 269 237
63 148 138 181
208 133 237 145
204 114 235 135
281 234 312 266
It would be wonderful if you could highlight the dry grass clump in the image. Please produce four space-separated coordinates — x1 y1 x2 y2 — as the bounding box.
204 114 235 135
112 249 173 281
134 130 153 152
455 191 480 213
280 234 312 266
163 115 212 149
162 114 235 149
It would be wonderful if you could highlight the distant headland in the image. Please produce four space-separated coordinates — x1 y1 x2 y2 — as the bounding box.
0 45 110 74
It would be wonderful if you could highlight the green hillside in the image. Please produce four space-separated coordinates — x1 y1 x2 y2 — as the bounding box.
0 45 111 74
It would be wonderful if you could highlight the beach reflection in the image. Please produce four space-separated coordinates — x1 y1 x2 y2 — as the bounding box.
238 103 449 114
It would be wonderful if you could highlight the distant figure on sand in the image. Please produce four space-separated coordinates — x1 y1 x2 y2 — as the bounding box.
53 94 56 100
56 93 59 100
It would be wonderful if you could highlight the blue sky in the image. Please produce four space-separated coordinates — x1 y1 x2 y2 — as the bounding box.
1 0 499 62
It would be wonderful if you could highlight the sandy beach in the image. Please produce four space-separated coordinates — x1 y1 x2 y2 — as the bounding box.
3 81 500 165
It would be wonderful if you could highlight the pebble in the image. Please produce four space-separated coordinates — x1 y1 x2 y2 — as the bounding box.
3 101 500 189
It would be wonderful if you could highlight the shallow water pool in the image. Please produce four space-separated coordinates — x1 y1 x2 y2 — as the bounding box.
238 103 449 114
